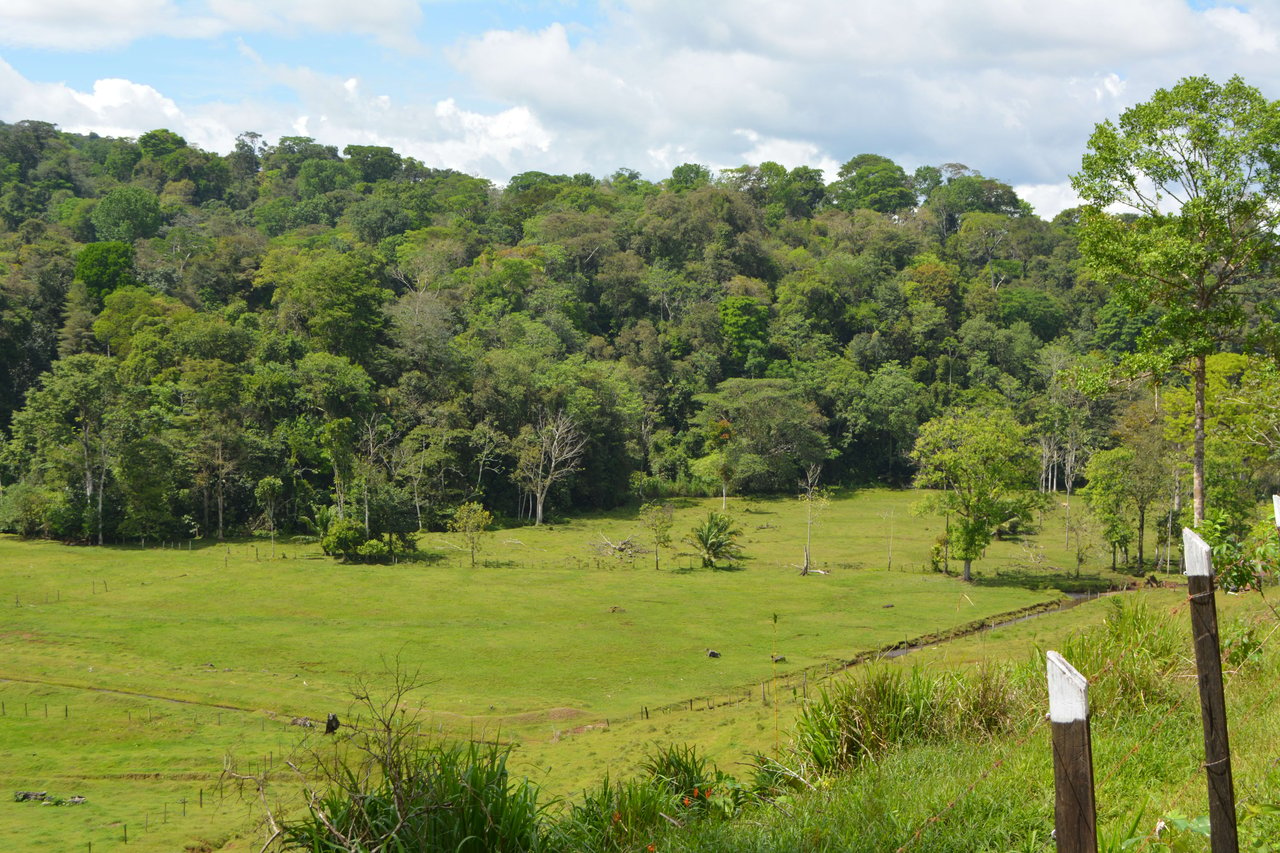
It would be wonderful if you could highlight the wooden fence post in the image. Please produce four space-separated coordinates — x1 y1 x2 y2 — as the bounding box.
1183 528 1239 853
1047 650 1097 853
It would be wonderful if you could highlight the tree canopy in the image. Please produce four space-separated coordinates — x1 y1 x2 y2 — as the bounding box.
1 86 1279 560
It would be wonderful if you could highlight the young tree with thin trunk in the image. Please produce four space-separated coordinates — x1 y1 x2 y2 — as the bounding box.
798 462 829 576
449 501 492 569
638 501 674 570
255 476 283 559
1072 74 1280 526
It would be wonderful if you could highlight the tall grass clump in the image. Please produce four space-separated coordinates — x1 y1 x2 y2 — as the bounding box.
554 744 746 851
279 667 548 852
792 664 1021 775
283 740 546 852
1053 597 1184 713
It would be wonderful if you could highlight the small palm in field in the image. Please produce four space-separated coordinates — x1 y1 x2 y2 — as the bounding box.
686 511 744 568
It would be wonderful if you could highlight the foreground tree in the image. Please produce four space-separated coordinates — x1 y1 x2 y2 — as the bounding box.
691 379 829 505
911 408 1037 582
1071 74 1280 525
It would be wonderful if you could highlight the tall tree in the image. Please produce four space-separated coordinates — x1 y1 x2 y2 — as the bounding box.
514 408 586 526
8 354 119 543
1071 74 1280 525
691 378 829 502
827 154 915 214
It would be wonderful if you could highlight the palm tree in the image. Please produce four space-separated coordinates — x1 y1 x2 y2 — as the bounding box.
686 511 744 569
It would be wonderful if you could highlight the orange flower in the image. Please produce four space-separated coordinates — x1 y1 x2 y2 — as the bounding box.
693 787 700 797
612 810 621 824
682 797 690 806
647 846 655 852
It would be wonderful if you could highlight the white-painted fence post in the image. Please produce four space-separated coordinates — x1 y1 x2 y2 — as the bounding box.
1183 528 1238 852
1047 650 1097 853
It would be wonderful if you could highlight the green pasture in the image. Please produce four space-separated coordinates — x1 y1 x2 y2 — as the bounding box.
0 489 1134 850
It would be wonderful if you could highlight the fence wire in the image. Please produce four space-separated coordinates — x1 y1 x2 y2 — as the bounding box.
896 593 1198 851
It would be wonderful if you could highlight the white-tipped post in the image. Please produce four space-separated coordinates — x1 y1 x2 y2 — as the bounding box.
1183 528 1212 577
1183 527 1238 849
1272 494 1280 527
1047 650 1098 852
1046 651 1089 723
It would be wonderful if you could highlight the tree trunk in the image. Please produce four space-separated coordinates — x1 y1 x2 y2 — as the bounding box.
1193 353 1206 526
535 490 545 526
1137 504 1146 572
962 558 972 582
96 463 106 546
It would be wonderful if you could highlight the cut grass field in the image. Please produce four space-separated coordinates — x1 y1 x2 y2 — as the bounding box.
0 489 1137 850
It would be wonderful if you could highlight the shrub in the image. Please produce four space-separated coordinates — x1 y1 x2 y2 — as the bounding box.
283 740 545 852
556 744 746 851
556 775 669 852
355 538 390 563
320 517 364 561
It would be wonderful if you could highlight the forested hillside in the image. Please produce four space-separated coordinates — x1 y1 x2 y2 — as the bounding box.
0 116 1274 557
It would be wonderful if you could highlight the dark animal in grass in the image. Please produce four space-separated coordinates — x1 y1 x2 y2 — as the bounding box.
706 649 721 658
324 713 340 734
771 654 786 663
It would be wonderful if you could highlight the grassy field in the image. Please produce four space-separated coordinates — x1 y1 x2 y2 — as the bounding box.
0 489 1137 851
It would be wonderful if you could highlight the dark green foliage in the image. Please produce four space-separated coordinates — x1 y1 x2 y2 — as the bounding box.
74 241 137 302
137 128 186 160
2 99 1273 548
828 154 915 214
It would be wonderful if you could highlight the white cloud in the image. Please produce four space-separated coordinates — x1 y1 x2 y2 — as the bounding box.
437 0 1280 188
0 58 182 139
204 0 424 51
1014 182 1082 220
7 0 1280 197
1205 6 1280 53
730 129 839 179
0 0 196 50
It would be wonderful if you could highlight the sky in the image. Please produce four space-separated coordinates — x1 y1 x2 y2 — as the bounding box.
3 0 1280 218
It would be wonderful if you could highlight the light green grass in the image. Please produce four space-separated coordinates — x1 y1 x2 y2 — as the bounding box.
0 489 1130 850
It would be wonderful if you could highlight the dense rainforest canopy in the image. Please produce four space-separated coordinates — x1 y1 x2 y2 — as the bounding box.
0 106 1276 562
